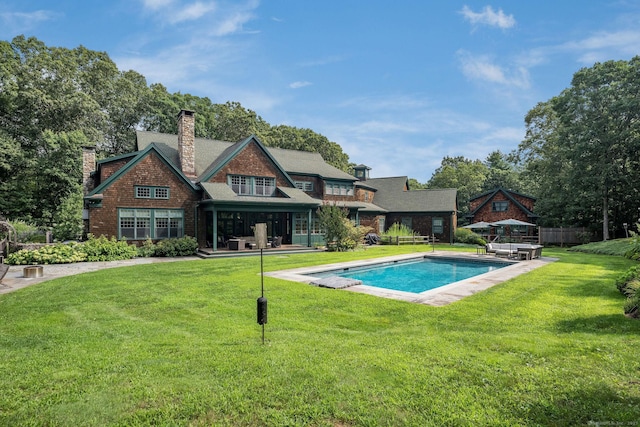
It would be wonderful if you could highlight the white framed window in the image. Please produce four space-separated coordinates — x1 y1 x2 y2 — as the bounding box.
230 175 250 195
229 175 275 196
255 177 275 196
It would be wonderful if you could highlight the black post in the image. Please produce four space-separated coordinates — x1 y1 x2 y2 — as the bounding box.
256 248 267 344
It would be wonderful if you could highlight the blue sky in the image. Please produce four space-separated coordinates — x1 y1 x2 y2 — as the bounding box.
2 1 640 183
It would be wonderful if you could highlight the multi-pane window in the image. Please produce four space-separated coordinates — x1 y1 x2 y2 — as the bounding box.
492 201 508 212
433 217 444 234
154 210 183 238
229 175 275 196
293 214 323 235
255 177 275 196
325 181 354 196
135 186 169 199
118 208 183 239
295 181 313 192
294 214 308 235
230 176 250 195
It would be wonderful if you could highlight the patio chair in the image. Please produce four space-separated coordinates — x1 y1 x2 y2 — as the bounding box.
271 236 282 248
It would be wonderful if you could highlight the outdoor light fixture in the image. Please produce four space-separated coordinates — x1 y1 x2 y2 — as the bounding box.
254 223 268 344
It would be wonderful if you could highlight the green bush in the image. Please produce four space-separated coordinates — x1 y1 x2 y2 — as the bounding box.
137 239 157 257
624 294 639 318
615 265 640 296
454 228 486 246
381 223 415 237
145 237 198 257
6 242 86 265
615 265 640 318
82 235 138 261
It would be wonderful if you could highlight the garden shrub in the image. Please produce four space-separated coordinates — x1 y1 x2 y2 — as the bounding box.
82 235 137 261
149 237 198 257
6 242 86 265
454 228 486 246
381 222 415 237
155 237 197 257
137 239 157 257
615 264 640 318
624 294 640 318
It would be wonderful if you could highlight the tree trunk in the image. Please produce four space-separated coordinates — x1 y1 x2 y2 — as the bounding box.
603 195 610 241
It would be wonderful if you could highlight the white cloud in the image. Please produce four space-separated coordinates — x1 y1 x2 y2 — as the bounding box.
170 2 217 24
212 10 256 36
457 50 530 88
562 30 640 64
289 81 312 89
0 9 60 31
298 55 347 67
141 0 174 11
460 5 516 30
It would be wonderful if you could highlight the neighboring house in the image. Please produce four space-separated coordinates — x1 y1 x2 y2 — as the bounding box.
83 110 458 250
466 187 538 236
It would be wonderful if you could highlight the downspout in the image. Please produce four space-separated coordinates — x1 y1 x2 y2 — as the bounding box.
194 203 199 246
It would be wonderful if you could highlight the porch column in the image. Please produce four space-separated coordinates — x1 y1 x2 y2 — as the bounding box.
307 209 312 247
213 206 218 251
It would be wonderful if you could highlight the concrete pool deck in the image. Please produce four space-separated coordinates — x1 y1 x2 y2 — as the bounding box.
265 251 557 306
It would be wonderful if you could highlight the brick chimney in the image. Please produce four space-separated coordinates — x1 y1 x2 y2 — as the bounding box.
177 109 196 179
82 146 96 194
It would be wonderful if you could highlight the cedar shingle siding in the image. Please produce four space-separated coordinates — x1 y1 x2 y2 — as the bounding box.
84 110 458 247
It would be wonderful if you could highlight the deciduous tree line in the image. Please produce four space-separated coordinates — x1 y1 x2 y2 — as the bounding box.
0 36 349 237
2 36 639 240
427 57 640 239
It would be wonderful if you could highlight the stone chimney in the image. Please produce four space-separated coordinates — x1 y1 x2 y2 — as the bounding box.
82 146 96 195
177 109 196 179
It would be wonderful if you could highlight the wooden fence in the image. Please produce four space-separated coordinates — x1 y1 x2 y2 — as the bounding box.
539 227 590 246
379 235 438 245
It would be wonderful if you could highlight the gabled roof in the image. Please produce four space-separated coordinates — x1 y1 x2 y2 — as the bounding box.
86 143 198 198
366 177 457 213
135 130 356 182
468 187 538 218
200 182 319 207
197 135 296 186
469 187 536 202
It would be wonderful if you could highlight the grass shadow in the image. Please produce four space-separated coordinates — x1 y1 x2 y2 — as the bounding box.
556 313 640 335
513 383 640 425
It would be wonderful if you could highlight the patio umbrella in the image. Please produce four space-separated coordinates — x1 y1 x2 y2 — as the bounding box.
462 221 492 229
490 219 537 227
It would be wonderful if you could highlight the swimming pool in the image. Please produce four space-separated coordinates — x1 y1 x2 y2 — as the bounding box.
265 252 550 305
314 257 508 293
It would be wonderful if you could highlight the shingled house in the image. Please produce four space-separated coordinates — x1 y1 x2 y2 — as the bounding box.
83 110 457 250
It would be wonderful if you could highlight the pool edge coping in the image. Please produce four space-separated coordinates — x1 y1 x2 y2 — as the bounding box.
265 251 558 306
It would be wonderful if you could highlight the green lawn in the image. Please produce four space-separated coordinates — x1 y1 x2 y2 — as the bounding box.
1 246 639 426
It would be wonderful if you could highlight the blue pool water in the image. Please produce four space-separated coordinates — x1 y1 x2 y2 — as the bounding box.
316 257 507 294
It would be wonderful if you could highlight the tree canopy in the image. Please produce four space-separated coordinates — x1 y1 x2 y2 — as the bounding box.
518 57 640 238
0 36 353 234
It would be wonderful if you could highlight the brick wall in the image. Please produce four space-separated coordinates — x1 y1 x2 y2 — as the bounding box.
471 192 535 223
207 141 291 187
88 152 199 241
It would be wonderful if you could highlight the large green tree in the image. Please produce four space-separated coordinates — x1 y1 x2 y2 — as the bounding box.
426 156 488 218
518 57 640 238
